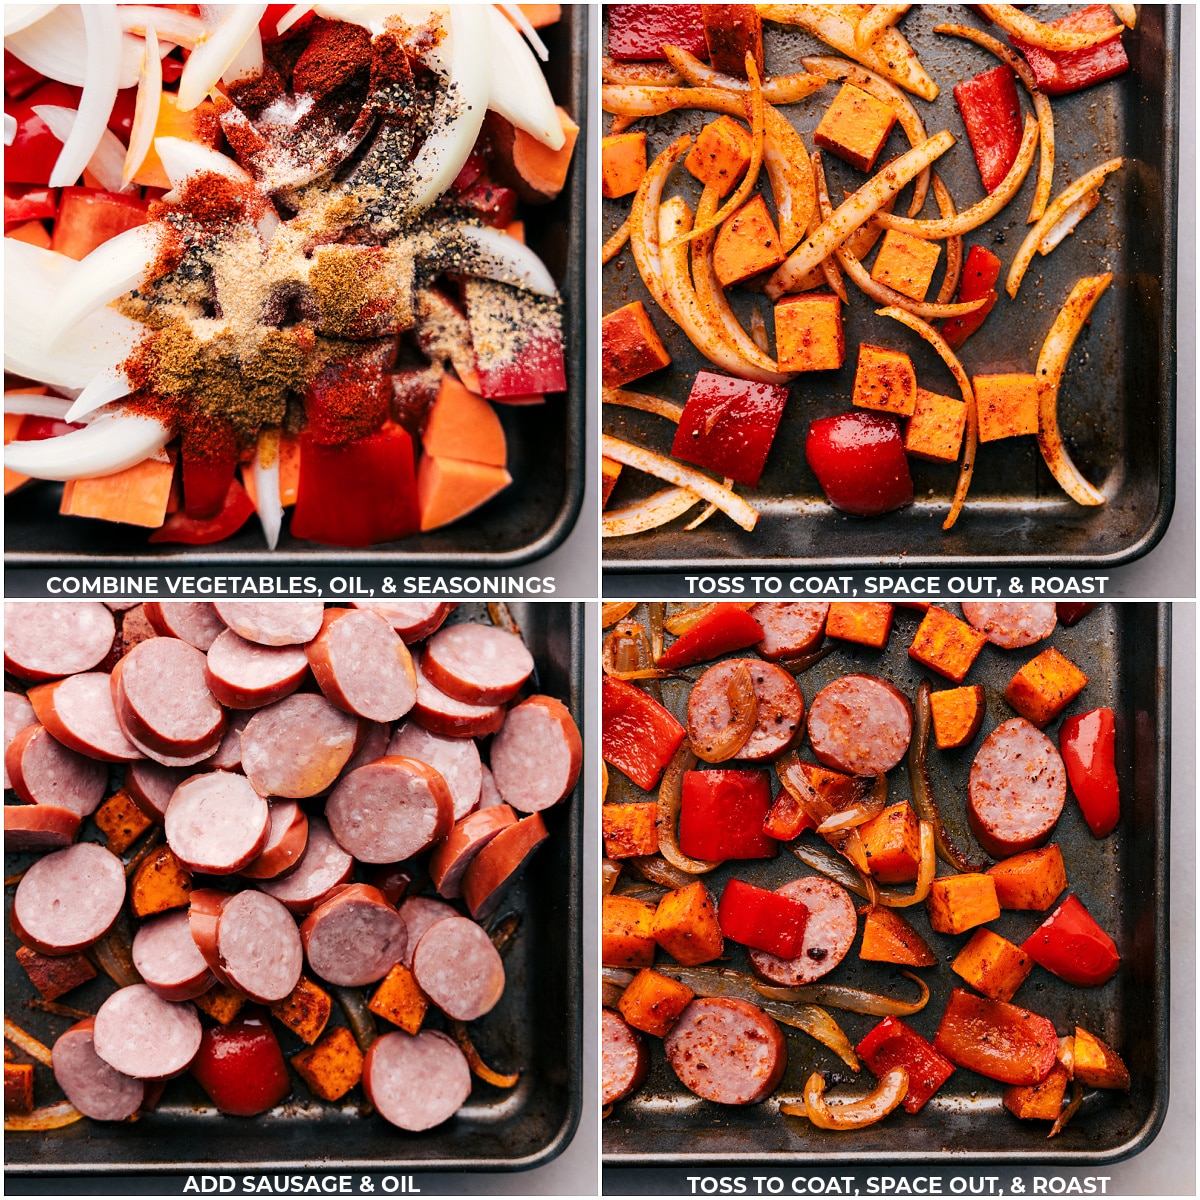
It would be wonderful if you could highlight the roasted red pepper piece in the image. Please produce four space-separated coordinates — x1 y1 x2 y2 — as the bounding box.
49 188 150 261
718 877 808 957
805 411 913 516
4 184 57 231
857 1016 956 1113
181 417 239 519
453 146 488 193
1012 6 1128 97
149 479 256 544
940 245 1002 351
656 603 764 669
679 769 777 861
954 65 1022 193
762 786 816 841
4 80 81 184
15 416 85 441
933 989 1058 1086
1059 707 1120 837
1056 602 1097 627
1021 893 1119 987
189 1009 291 1116
607 4 709 62
464 282 567 398
602 675 686 791
303 344 392 446
455 181 520 228
5 50 46 101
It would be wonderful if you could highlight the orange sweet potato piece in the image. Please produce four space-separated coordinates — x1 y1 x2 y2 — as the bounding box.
60 453 176 529
1004 647 1089 728
603 300 672 387
132 96 221 188
774 293 844 372
1004 1063 1070 1120
421 375 506 467
871 229 941 302
602 802 660 859
603 894 657 968
602 132 647 198
702 4 764 76
904 388 967 465
1072 1026 1130 1089
417 455 512 532
617 968 695 1037
92 788 152 854
929 685 986 749
713 194 787 286
826 602 894 650
130 845 193 918
975 373 1039 443
4 1063 33 1115
368 963 428 1035
194 985 246 1025
4 412 30 494
852 343 916 416
987 845 1068 911
291 1026 364 1102
651 881 724 966
602 456 623 508
859 905 936 967
6 221 51 248
685 115 753 197
926 874 1001 935
908 606 988 683
952 928 1033 1001
15 945 97 1001
489 107 579 203
859 801 921 883
270 976 332 1045
518 4 560 28
814 83 896 173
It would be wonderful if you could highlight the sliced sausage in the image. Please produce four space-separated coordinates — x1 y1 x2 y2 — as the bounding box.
240 799 308 880
490 695 582 812
4 602 115 682
205 631 309 709
461 812 549 921
52 1017 145 1121
339 720 390 777
808 674 913 776
300 883 407 987
752 602 829 661
27 672 141 762
213 601 325 646
131 910 215 1002
187 888 233 987
398 896 458 969
961 602 1057 649
421 623 534 706
411 916 505 1020
430 805 518 899
412 662 505 739
12 842 125 955
257 816 353 914
478 764 503 809
748 877 857 985
352 601 456 643
164 770 271 874
388 722 481 819
664 997 786 1105
602 1009 648 1106
125 760 189 821
688 660 806 764
306 608 418 722
4 691 36 788
4 803 80 852
240 694 360 798
143 602 226 651
968 717 1067 858
92 984 202 1079
325 756 454 864
363 1030 471 1131
215 889 304 1003
202 709 252 772
5 724 107 815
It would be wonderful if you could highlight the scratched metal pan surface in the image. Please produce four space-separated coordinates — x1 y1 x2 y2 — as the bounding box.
602 603 1169 1164
601 7 1178 571
4 602 582 1173
4 10 586 568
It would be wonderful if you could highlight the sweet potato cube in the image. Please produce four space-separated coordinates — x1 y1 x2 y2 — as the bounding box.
602 300 672 388
421 375 507 467
617 968 695 1037
15 945 96 1001
774 293 844 372
130 845 193 917
1073 1026 1130 1090
975 373 1039 443
602 131 647 198
908 606 988 683
904 388 966 464
702 4 763 76
987 845 1068 910
930 685 986 749
5 1062 33 1115
601 456 623 507
685 115 753 197
291 1026 364 1102
859 802 921 883
368 963 428 1035
417 455 511 532
92 788 152 854
602 802 660 859
603 894 658 967
826 602 894 650
852 343 917 416
270 976 332 1045
871 230 942 302
926 874 1001 935
1004 647 1089 728
814 83 897 173
952 928 1034 1001
859 905 936 967
194 985 246 1025
713 194 787 287
1004 1063 1070 1120
651 881 724 965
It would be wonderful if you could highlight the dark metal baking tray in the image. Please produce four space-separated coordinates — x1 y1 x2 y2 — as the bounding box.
602 6 1178 570
603 602 1169 1163
4 11 587 567
5 601 583 1174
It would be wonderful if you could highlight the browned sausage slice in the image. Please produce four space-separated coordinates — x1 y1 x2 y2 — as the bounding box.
212 601 325 646
205 631 309 709
187 888 233 987
216 889 304 1003
143 602 226 651
411 916 505 1020
664 997 786 1105
240 800 308 880
131 910 215 1002
202 709 252 772
11 842 125 955
4 691 36 787
364 1030 471 1131
412 662 505 739
461 812 549 921
52 1017 145 1121
306 609 418 722
4 602 115 682
257 816 352 914
421 623 534 706
961 602 1057 649
602 1009 648 1106
430 806 518 899
5 724 108 815
241 694 361 798
300 883 407 986
27 673 141 762
687 659 806 764
4 803 80 852
808 674 913 776
751 602 829 661
339 720 390 778
748 877 858 985
352 602 456 643
125 760 189 821
92 984 202 1079
164 771 271 874
490 695 582 812
388 722 481 819
478 764 503 809
397 896 458 969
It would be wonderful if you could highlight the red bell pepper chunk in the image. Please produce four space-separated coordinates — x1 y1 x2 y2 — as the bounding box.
940 245 1002 351
933 989 1058 1086
857 1016 956 1113
5 50 46 101
15 415 85 441
149 478 257 545
1021 893 1119 987
290 424 420 547
679 769 777 862
49 188 150 261
608 4 709 62
105 88 139 145
4 184 57 231
718 877 808 958
259 4 313 40
1012 6 1128 97
181 417 239 519
1056 602 1097 627
464 281 567 398
189 1010 291 1116
655 603 764 669
762 786 816 841
303 344 392 446
805 411 913 516
602 674 686 791
1059 707 1120 838
4 80 81 184
453 146 488 193
954 65 1022 193
671 370 790 489
456 181 520 228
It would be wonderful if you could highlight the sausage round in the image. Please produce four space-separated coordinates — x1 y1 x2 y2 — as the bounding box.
5 723 108 815
490 695 582 812
326 757 454 864
92 984 202 1079
143 602 226 651
602 1009 648 1106
808 674 913 776
363 1030 471 1131
4 691 36 788
27 672 141 762
240 694 361 798
131 910 215 1002
300 883 407 986
4 602 115 682
306 609 418 722
352 601 456 643
52 1017 145 1121
4 803 80 852
187 889 233 987
205 631 309 709
11 842 124 955
125 760 189 821
165 771 271 873
751 602 829 661
202 709 252 772
411 916 505 1021
687 660 806 764
478 764 504 809
430 806 518 899
462 812 549 921
398 896 458 968
421 623 534 706
968 717 1067 858
212 601 325 646
240 799 309 879
216 889 304 1003
387 722 481 819
961 602 1057 649
663 997 786 1105
748 877 858 985
338 720 390 778
412 663 506 739
257 816 353 914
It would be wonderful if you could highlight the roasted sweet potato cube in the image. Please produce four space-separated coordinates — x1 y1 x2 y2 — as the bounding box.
270 976 332 1045
1005 647 1089 728
774 293 844 372
702 4 763 76
4 1062 33 1115
952 928 1033 1001
871 230 942 302
929 684 986 749
1073 1026 1130 1089
603 894 658 967
852 343 917 416
826 602 894 649
1003 1063 1070 1120
194 985 246 1025
601 456 623 508
926 874 1000 935
859 801 921 883
130 845 193 917
908 606 988 683
15 945 97 1000
93 788 152 854
617 968 695 1037
714 194 787 286
602 802 660 859
905 388 966 464
368 964 428 1035
651 881 724 965
859 905 936 967
291 1026 364 1102
685 115 752 197
602 300 672 388
975 373 1039 443
814 83 897 173
987 845 1068 910
602 131 647 198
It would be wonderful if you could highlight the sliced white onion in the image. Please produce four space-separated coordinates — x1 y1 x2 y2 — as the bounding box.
4 392 76 420
176 4 268 112
63 368 132 423
251 431 284 550
154 136 253 192
7 6 145 90
433 223 558 297
5 5 58 36
34 104 130 193
1039 190 1100 255
499 3 549 62
119 5 204 47
4 412 171 481
223 23 264 86
4 114 16 147
276 4 315 34
123 26 162 186
486 5 563 148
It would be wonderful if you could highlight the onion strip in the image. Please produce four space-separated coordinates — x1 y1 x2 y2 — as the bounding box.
691 661 757 762
932 174 963 302
603 387 684 424
120 7 206 46
755 971 930 1017
657 744 718 874
602 487 702 537
788 1068 908 1129
629 134 691 317
791 840 871 898
1111 5 1137 29
123 24 162 186
449 1019 519 1088
5 1102 85 1132
4 1018 53 1067
177 4 267 111
1040 191 1100 254
602 603 638 628
1049 1080 1086 1138
876 821 936 908
602 219 630 265
659 45 825 105
977 5 1124 51
603 57 684 86
856 6 912 55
